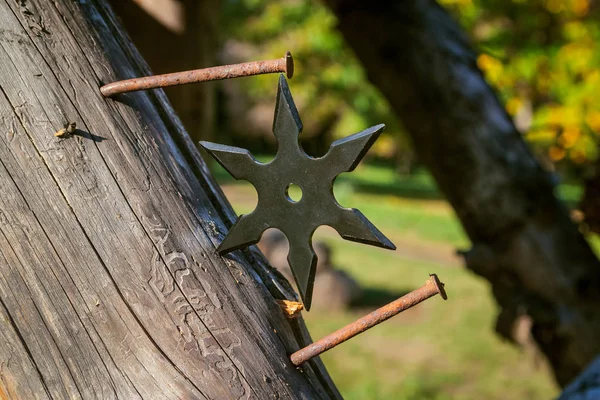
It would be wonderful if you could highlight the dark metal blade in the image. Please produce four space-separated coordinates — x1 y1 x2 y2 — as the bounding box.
201 74 395 310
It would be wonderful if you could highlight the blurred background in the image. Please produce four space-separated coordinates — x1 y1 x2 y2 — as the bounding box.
108 0 600 398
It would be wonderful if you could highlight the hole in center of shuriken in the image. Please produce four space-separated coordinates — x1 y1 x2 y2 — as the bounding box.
286 183 303 203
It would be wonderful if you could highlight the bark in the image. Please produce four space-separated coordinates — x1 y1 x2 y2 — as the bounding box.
558 356 600 399
0 0 340 398
323 0 600 386
580 170 600 234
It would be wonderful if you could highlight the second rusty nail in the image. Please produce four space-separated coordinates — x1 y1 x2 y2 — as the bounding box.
100 51 294 97
290 274 447 366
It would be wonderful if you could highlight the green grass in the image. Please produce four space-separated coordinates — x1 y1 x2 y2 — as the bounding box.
210 160 560 399
307 241 557 399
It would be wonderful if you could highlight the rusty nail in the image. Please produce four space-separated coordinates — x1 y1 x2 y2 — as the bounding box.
290 274 447 366
54 122 76 138
100 51 294 97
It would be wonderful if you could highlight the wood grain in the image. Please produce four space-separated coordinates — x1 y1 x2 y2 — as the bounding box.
0 0 340 398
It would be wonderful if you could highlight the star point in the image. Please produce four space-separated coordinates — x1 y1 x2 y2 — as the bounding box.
200 75 395 310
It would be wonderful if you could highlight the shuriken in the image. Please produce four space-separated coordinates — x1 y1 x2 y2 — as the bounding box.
200 75 395 310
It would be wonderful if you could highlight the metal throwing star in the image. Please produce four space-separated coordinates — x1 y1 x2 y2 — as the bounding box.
200 75 396 310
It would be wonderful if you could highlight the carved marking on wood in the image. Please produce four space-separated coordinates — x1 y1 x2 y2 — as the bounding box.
0 28 31 46
1 112 17 144
146 218 250 399
19 2 50 38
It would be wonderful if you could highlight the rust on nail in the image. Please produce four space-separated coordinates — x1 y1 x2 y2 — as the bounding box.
100 52 294 97
290 274 447 366
54 122 76 138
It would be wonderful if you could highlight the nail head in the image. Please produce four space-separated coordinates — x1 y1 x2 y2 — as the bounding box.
430 274 448 300
285 51 294 79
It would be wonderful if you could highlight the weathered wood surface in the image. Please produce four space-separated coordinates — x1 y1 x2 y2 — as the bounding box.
323 0 600 386
0 0 339 398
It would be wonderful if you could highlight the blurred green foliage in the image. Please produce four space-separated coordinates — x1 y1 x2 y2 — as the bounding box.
442 0 600 170
224 0 600 174
223 0 406 160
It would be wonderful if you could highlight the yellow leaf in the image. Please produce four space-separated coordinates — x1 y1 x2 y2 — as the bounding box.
585 111 600 132
558 126 581 148
527 128 557 142
477 54 503 83
572 0 589 16
549 146 566 161
506 97 522 116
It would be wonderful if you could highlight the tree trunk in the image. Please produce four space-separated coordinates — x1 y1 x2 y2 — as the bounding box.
0 0 339 398
323 0 600 386
558 356 600 399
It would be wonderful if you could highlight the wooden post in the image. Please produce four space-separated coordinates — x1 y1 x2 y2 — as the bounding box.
0 0 339 398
